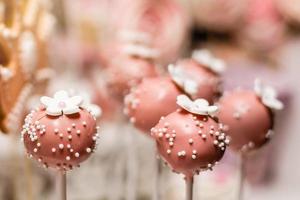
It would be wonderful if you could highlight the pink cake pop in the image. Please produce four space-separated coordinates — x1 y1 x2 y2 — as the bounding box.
21 91 100 170
152 95 229 178
218 80 283 152
169 50 225 103
106 43 158 100
109 0 189 65
124 76 182 133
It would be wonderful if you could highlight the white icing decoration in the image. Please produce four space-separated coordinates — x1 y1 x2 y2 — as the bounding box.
119 30 152 44
122 44 159 59
192 49 226 73
19 31 37 77
168 64 198 96
40 90 83 116
254 79 284 110
0 66 13 81
68 89 102 118
176 95 218 116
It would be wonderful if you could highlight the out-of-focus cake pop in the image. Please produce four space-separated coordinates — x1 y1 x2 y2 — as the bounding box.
218 79 283 152
152 95 229 178
169 50 225 103
106 41 158 100
238 0 285 52
275 0 300 26
189 0 247 32
109 0 190 65
22 91 100 170
124 76 182 133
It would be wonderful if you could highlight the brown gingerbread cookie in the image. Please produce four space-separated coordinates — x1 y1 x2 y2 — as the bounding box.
0 0 55 133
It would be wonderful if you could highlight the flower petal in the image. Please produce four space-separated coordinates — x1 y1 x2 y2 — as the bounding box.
169 64 199 96
192 49 226 73
46 106 62 116
262 97 284 110
54 90 69 101
63 105 80 115
177 95 218 116
40 96 55 107
68 96 83 106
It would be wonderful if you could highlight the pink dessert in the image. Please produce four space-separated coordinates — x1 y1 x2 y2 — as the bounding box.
106 44 158 99
22 91 100 170
217 80 283 152
169 50 225 103
124 76 182 133
152 95 229 179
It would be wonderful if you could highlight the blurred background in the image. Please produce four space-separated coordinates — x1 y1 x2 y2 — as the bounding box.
0 0 299 199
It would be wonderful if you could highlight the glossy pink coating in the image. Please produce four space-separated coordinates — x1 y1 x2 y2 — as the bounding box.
106 55 158 100
176 59 222 103
22 107 99 171
152 109 229 179
124 77 182 133
218 90 273 152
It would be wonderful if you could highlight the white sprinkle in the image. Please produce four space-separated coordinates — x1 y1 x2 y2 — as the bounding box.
59 144 64 149
86 148 92 153
67 128 71 132
67 144 71 149
130 117 136 123
72 123 76 128
52 148 56 153
33 148 38 152
75 152 80 157
68 135 72 140
189 138 193 144
37 143 41 147
192 150 197 154
167 149 171 154
192 155 197 159
66 156 71 161
76 130 81 135
82 121 87 126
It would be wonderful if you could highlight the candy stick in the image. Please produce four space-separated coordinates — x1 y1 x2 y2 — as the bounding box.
186 176 194 200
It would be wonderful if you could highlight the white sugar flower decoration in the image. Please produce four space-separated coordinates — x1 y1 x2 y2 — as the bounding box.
192 49 226 73
122 44 159 59
254 79 284 110
176 95 219 116
168 64 198 96
68 89 102 118
40 90 83 116
119 30 152 44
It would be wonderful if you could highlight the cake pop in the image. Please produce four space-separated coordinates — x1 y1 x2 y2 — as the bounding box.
109 0 189 65
218 79 283 152
22 90 100 170
124 76 182 133
106 43 158 100
152 95 229 200
217 79 283 200
189 0 247 32
169 50 225 103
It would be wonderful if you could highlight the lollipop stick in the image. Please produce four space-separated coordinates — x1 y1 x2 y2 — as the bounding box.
153 153 162 200
57 171 67 200
186 176 194 200
238 154 247 200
